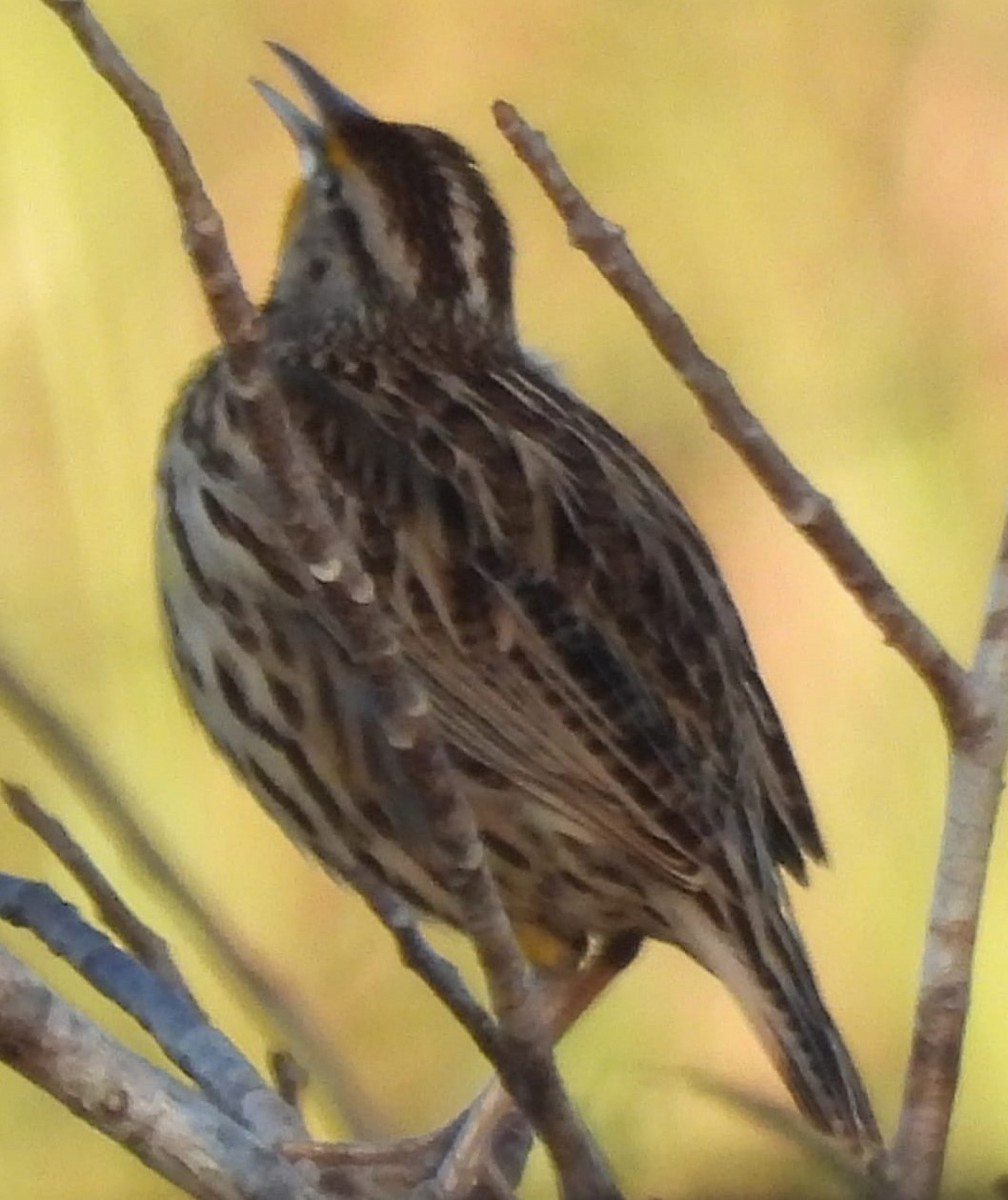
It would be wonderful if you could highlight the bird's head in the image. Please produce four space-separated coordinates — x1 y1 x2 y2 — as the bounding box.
256 45 515 353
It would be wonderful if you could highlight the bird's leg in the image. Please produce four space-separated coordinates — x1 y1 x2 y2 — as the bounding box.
281 934 641 1197
434 932 643 1197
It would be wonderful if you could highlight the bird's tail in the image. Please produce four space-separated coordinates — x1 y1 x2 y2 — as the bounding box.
679 892 882 1163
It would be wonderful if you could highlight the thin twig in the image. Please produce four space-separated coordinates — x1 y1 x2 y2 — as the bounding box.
37 0 258 363
285 1111 531 1199
0 854 527 1198
286 941 637 1198
270 1050 309 1114
492 100 982 746
436 936 639 1197
0 646 387 1138
4 781 199 1009
890 509 1008 1200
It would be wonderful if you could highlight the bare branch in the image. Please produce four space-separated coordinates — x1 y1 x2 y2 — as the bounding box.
435 939 636 1197
492 99 982 745
0 870 305 1145
4 782 198 1009
282 948 639 1200
285 1111 531 1199
1 845 534 1198
0 645 386 1138
890 508 1008 1200
0 944 327 1200
36 0 258 366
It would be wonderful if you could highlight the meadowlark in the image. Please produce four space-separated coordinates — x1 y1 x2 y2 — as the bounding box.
155 45 880 1157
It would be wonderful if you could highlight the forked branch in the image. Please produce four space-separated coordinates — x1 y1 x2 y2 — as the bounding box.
0 949 328 1200
890 510 1008 1200
0 791 531 1198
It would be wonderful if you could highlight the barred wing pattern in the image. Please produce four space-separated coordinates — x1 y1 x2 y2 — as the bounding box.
156 343 879 1153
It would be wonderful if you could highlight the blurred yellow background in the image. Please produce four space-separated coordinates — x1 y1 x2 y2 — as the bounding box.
2 1 1007 1196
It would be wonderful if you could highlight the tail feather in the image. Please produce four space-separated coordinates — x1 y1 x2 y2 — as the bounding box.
751 965 881 1157
671 890 882 1162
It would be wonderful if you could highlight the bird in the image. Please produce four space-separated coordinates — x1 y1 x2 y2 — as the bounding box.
155 45 881 1159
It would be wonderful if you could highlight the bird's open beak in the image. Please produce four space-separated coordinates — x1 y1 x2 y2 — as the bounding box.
253 44 373 178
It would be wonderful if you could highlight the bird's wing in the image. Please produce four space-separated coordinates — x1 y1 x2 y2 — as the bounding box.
280 351 824 892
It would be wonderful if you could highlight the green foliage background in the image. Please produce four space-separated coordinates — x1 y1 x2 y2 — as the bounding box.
2 2 1007 1196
